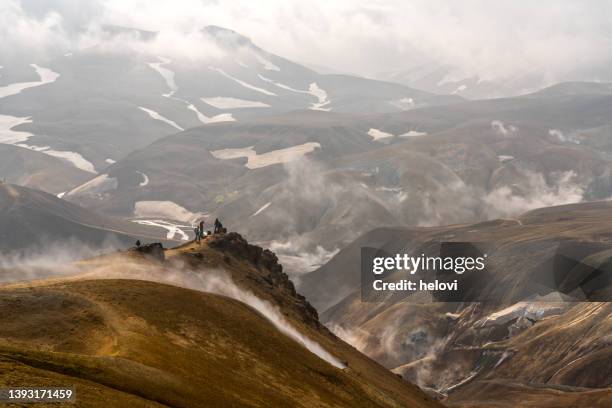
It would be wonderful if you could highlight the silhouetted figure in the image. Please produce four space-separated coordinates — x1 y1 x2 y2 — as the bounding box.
199 220 205 238
194 226 201 243
135 240 141 247
214 218 221 234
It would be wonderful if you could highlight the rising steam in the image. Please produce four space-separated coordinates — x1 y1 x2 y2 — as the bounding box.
0 246 345 370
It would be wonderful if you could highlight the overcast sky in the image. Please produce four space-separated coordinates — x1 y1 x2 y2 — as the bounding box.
3 0 612 82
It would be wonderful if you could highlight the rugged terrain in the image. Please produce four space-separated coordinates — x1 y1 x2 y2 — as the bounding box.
63 81 612 275
300 201 612 407
0 233 441 407
0 25 457 180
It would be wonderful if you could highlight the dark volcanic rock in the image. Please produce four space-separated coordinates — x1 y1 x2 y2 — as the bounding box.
208 232 320 327
131 243 165 262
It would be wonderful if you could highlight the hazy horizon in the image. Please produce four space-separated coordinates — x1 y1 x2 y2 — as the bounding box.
3 0 612 90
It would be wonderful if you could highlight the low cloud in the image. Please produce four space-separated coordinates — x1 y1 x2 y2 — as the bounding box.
4 0 612 84
483 170 584 218
0 236 124 283
491 120 518 136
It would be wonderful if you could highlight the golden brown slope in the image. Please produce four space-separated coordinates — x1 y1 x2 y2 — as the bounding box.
0 233 441 408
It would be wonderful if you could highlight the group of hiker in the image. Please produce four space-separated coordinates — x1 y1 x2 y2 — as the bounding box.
193 218 224 243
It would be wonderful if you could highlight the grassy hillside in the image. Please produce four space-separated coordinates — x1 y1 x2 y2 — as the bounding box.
0 234 441 407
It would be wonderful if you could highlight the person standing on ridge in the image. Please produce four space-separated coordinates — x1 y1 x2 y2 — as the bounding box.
214 218 220 234
199 220 205 238
193 225 200 243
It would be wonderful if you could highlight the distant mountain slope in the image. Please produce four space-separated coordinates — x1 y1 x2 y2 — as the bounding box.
0 233 442 408
0 144 91 194
65 88 612 274
0 183 174 253
0 25 458 179
378 61 612 99
299 200 612 407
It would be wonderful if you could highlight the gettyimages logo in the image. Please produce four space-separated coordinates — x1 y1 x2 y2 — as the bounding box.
361 241 492 303
371 252 487 275
361 239 612 304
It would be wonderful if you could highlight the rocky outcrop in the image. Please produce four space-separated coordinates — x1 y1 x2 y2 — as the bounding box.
131 242 165 262
208 232 320 327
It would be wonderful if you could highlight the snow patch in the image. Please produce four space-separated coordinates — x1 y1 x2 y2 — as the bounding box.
0 115 96 173
209 67 276 96
138 107 184 131
41 149 97 173
399 130 428 137
258 75 331 111
186 103 235 124
0 115 33 144
251 202 271 217
498 155 515 162
105 158 116 164
201 97 270 109
254 53 280 71
131 219 190 241
67 174 117 196
136 171 149 187
134 201 203 223
367 128 394 141
210 142 321 169
147 57 177 97
0 64 60 99
148 58 234 124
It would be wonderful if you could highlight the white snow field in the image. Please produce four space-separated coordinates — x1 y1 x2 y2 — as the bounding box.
398 130 428 137
0 64 60 99
367 128 428 141
210 142 321 169
253 53 280 71
66 174 118 196
257 75 331 111
138 107 184 131
132 219 190 241
0 115 97 173
0 115 32 144
41 149 97 173
367 128 394 141
251 202 271 217
201 97 270 109
134 200 204 223
147 57 177 97
186 102 234 124
209 67 276 96
147 58 234 124
136 171 150 187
